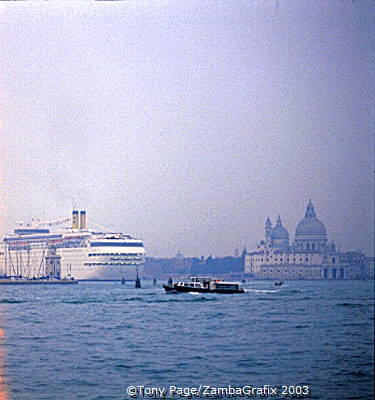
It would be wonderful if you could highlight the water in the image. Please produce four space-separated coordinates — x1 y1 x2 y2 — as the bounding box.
0 280 373 400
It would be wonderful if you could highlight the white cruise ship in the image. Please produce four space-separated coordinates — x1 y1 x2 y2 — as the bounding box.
0 210 145 280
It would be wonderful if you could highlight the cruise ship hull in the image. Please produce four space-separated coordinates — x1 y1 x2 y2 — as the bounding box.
61 264 144 281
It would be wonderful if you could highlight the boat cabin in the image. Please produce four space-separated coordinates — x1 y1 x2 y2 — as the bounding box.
213 281 241 290
176 281 203 288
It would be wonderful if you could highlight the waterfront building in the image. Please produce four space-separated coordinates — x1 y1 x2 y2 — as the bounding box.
244 200 367 280
143 255 244 279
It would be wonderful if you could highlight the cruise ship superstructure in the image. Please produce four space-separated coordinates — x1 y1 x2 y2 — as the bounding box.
0 210 145 280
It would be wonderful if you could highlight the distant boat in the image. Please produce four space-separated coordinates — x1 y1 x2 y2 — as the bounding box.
163 277 244 294
274 281 284 287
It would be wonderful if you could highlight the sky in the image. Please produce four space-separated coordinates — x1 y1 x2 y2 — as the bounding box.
0 0 374 257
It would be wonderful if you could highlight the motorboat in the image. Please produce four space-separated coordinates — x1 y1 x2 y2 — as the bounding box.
163 277 245 294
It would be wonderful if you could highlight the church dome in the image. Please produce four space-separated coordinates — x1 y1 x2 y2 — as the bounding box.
295 218 326 236
295 200 327 238
272 216 289 239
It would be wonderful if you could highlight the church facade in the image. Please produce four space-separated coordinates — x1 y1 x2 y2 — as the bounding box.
244 200 367 280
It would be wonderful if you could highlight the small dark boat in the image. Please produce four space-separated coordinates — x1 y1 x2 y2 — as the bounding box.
274 281 284 287
163 277 244 294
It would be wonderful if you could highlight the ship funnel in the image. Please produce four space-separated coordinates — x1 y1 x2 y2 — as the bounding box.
72 210 79 229
80 210 86 230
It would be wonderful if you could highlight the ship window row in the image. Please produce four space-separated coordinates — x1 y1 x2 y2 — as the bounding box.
216 283 238 289
90 242 143 247
56 243 85 249
179 282 201 288
84 262 142 266
88 253 143 257
5 235 61 242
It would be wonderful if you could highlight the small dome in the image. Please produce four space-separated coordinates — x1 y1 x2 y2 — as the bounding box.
272 215 289 239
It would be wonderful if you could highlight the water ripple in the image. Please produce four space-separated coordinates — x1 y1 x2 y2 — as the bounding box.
0 280 373 400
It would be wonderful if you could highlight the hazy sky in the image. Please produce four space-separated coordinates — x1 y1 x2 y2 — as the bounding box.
0 0 374 257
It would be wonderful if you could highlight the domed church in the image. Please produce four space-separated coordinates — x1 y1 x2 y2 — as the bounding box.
263 199 335 254
294 199 331 253
244 200 366 280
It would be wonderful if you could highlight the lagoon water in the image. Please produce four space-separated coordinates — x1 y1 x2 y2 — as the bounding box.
0 280 373 400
